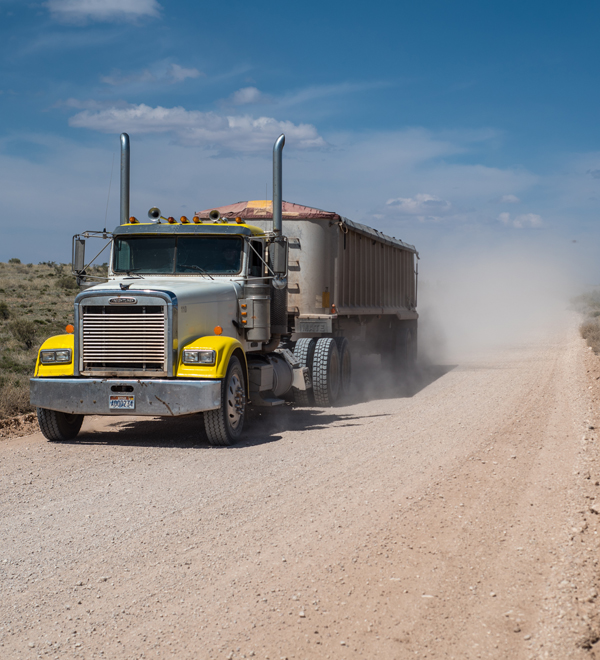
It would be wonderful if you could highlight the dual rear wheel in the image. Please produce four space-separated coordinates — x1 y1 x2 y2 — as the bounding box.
293 337 352 407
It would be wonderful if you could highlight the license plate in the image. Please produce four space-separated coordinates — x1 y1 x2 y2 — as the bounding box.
109 395 135 410
296 320 331 333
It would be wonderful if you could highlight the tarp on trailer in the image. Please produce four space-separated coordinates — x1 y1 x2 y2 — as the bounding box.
195 200 340 221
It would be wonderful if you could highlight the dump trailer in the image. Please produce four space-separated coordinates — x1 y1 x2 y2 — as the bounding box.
30 133 418 446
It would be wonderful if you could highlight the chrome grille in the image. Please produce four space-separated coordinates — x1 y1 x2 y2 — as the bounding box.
82 305 166 374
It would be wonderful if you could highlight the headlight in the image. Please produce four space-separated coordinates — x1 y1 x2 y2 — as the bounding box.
183 349 216 365
40 349 72 364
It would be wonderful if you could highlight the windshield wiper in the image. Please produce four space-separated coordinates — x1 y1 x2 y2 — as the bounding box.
124 269 145 279
186 265 214 280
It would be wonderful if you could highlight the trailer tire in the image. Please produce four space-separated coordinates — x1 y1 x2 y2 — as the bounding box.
293 338 316 406
37 408 84 441
334 337 352 397
204 356 246 446
407 321 417 367
392 320 417 372
312 337 340 406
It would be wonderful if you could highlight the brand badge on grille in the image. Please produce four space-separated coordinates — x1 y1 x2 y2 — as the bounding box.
109 297 137 304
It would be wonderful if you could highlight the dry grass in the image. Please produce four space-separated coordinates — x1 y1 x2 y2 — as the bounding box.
0 261 104 419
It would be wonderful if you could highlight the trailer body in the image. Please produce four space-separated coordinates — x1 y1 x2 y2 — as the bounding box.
195 200 418 352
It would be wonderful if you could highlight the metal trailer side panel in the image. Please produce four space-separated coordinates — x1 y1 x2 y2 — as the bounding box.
252 217 418 321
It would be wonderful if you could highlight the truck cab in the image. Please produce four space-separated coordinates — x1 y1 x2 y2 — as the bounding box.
30 134 309 446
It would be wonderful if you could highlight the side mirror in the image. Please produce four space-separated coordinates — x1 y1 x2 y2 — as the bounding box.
72 237 85 273
269 239 288 275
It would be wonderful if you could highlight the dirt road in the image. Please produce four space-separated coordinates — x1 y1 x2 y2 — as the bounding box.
1 316 600 659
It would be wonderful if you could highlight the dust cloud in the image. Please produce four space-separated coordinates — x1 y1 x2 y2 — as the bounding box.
417 243 578 364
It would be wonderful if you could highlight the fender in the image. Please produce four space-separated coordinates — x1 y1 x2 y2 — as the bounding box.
176 336 247 382
34 334 75 378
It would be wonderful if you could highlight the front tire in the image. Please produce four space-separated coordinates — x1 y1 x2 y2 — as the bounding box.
204 356 246 446
37 408 84 441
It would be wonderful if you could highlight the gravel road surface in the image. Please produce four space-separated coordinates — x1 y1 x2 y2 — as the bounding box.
1 316 600 659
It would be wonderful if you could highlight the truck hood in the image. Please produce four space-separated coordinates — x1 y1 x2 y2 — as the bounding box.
81 277 243 306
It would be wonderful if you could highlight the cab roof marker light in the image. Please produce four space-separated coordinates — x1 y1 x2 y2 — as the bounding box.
180 216 190 224
129 216 139 224
167 216 177 224
193 216 202 224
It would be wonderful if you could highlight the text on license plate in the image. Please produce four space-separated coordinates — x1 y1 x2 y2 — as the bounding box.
109 395 135 410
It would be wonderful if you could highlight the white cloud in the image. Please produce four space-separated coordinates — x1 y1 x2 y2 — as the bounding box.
499 212 543 228
46 0 161 23
56 97 129 110
499 194 520 203
101 64 203 86
229 87 266 105
68 103 326 152
386 193 452 221
169 64 202 83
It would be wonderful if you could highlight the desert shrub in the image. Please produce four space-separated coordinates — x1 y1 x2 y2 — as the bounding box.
8 257 21 264
56 275 79 291
572 290 600 314
0 375 33 418
8 318 37 349
0 301 9 320
580 319 600 354
0 353 35 374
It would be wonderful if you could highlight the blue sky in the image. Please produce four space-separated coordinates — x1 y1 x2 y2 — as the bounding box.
1 0 599 283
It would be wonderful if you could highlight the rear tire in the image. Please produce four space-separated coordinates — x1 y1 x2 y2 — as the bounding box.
392 320 417 372
312 337 340 406
37 408 84 441
335 337 352 397
293 337 316 406
204 356 246 446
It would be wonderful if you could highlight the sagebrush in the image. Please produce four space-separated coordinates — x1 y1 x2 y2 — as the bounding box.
0 261 79 418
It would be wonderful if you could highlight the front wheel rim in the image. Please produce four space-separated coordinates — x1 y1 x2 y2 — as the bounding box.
226 372 244 430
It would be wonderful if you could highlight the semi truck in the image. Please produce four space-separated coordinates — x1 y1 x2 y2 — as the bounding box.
30 133 418 446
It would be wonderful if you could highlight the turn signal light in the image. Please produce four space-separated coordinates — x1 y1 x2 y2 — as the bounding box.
214 326 223 335
65 324 74 333
167 216 177 224
129 216 139 224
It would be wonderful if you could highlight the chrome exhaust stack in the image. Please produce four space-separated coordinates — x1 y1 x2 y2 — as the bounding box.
267 134 288 342
120 133 130 225
272 134 285 235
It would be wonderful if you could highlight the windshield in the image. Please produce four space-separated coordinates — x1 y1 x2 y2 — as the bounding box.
113 236 243 275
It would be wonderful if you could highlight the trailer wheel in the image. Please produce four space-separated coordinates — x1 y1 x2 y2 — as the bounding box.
293 338 316 406
408 321 418 367
37 408 84 441
392 320 417 371
204 356 246 446
312 337 340 406
334 337 352 397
